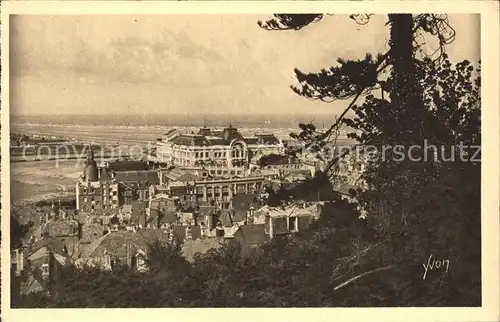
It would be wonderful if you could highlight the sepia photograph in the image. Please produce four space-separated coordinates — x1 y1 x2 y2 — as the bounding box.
1 1 499 320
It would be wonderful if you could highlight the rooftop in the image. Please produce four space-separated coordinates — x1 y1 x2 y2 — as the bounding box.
260 203 321 219
78 229 171 259
108 161 150 172
233 224 269 246
164 126 281 147
114 170 160 186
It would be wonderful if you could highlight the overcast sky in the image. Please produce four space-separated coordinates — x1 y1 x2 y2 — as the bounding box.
10 14 480 116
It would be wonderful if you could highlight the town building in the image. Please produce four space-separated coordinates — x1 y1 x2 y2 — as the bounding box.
76 149 160 211
152 175 265 208
253 202 323 238
12 237 71 297
154 125 285 167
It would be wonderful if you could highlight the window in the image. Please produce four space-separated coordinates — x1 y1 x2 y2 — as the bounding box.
83 187 87 194
289 217 297 231
265 216 270 234
41 263 49 276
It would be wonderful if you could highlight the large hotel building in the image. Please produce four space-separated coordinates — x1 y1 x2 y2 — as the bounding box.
154 125 285 167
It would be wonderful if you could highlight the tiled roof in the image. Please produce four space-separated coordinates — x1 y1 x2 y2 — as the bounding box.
114 170 159 185
44 220 78 237
168 127 281 147
108 161 150 172
28 237 70 258
80 229 172 259
80 223 105 244
170 135 210 147
233 224 269 246
163 168 188 181
136 228 172 244
20 275 44 295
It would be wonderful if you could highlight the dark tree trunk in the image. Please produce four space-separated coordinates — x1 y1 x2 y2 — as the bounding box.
386 14 425 272
388 14 424 146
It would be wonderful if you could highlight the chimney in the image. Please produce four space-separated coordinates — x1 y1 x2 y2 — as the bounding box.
269 216 274 239
41 251 51 295
126 244 132 268
14 249 24 275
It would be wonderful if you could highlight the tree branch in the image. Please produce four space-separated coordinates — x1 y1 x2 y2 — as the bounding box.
333 265 393 291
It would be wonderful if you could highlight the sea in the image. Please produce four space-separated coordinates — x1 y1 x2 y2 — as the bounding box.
10 114 357 146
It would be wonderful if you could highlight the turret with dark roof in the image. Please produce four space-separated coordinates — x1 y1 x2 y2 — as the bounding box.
83 148 98 182
197 126 213 137
221 125 244 142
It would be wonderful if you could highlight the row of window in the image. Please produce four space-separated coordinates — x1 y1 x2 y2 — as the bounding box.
82 187 118 195
167 150 247 159
208 169 244 176
266 164 302 169
82 197 117 205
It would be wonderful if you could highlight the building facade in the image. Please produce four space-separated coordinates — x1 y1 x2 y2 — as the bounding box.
76 149 159 211
180 177 264 205
155 126 285 167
